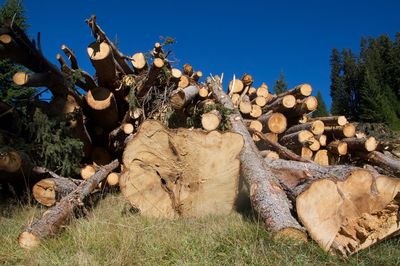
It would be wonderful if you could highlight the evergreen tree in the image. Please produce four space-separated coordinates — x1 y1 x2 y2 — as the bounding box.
312 90 329 117
330 48 349 116
0 0 33 104
273 71 288 94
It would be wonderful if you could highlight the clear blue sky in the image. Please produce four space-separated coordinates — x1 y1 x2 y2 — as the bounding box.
21 0 400 109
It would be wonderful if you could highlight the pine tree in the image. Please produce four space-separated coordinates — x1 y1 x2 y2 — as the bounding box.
273 71 288 94
312 90 329 117
330 48 350 116
0 0 34 104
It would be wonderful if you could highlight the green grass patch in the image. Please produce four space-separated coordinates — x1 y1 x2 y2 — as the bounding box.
1 194 400 265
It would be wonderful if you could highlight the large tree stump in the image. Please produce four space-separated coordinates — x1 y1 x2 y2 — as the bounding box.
120 120 243 218
264 158 400 256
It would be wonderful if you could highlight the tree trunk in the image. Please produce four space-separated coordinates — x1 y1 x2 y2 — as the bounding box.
120 120 243 218
257 112 287 134
264 157 400 256
356 151 400 177
18 160 119 249
170 85 199 109
208 76 307 240
285 120 325 135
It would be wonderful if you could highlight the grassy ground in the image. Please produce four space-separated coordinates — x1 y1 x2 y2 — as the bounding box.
1 194 400 266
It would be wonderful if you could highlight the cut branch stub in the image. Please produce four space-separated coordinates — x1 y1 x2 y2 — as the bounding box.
120 120 243 218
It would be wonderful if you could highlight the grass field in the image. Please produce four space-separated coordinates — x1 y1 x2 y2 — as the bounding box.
1 193 400 266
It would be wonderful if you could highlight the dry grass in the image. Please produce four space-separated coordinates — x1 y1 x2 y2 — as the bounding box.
1 194 400 265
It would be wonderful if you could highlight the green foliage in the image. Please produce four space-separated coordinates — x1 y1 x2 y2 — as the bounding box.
26 109 83 176
330 33 400 129
0 0 34 104
312 90 329 117
273 71 288 95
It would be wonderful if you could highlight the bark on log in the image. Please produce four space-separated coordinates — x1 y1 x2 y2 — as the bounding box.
137 58 164 97
356 151 400 177
131 52 148 73
87 41 118 89
342 137 378 152
325 124 356 139
262 95 296 113
264 158 400 256
208 76 307 239
285 120 325 136
120 120 243 218
258 112 287 134
170 85 199 109
309 116 348 126
270 84 312 104
18 160 119 249
86 87 119 129
279 130 314 149
327 140 348 156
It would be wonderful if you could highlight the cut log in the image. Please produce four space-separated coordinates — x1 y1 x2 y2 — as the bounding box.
0 151 33 185
86 87 119 129
325 124 356 139
258 112 287 134
301 147 314 160
178 75 190 89
264 158 400 256
87 41 117 88
137 58 165 96
192 71 203 82
231 93 240 107
279 130 314 149
313 149 329 166
247 120 263 132
131 52 148 73
80 165 96 180
198 86 209 99
201 109 221 131
120 120 243 218
106 172 119 186
309 116 348 126
342 137 378 152
229 79 244 94
239 96 252 115
307 137 321 152
208 76 306 239
285 120 325 136
19 160 119 249
271 84 312 102
262 95 296 113
327 140 348 156
170 85 199 109
256 84 269 98
32 177 83 207
252 96 268 107
290 96 318 115
249 105 262 118
316 134 327 147
183 63 194 76
242 74 253 86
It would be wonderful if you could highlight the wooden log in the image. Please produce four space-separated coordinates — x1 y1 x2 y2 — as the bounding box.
309 116 348 126
0 151 33 186
356 151 400 177
85 16 134 75
290 96 318 116
178 75 190 89
249 105 262 118
327 140 348 156
342 137 378 152
120 120 243 218
87 41 118 88
242 74 253 86
256 83 269 98
247 120 263 132
170 85 199 109
201 109 221 131
183 63 194 76
208 76 306 239
198 86 209 99
60 44 79 69
313 149 329 166
258 112 287 134
307 137 321 151
300 147 314 160
106 172 120 186
239 95 252 114
229 78 244 94
280 130 314 149
274 83 312 100
252 96 268 107
263 158 400 256
192 71 203 82
316 134 327 147
285 120 325 136
130 52 148 73
18 160 119 249
325 124 356 139
32 177 83 207
137 58 165 96
231 93 240 107
262 95 296 113
86 87 119 129
80 165 96 180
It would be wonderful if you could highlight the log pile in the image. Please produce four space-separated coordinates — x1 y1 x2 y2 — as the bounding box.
1 16 400 256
